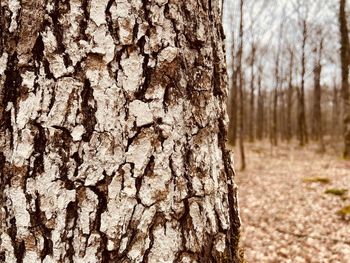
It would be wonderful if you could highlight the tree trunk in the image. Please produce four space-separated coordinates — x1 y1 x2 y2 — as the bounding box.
228 42 238 146
272 85 278 146
332 83 341 140
286 49 294 142
279 88 287 142
298 19 309 147
237 0 246 171
339 0 350 158
0 1 242 262
248 43 256 143
312 37 324 144
256 65 264 140
271 53 280 147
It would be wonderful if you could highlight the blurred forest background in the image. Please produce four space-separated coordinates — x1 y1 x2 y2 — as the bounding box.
223 0 350 168
223 0 350 261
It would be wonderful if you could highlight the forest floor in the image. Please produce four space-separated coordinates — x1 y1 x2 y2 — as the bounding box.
233 141 350 263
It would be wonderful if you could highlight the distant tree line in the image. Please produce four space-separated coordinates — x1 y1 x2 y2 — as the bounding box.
226 0 350 167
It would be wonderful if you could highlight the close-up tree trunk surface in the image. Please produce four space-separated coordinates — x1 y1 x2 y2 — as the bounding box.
2 0 350 262
0 0 242 262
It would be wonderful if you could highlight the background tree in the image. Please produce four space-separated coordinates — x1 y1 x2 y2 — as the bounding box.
248 39 257 143
311 27 325 150
0 1 242 262
286 45 295 142
332 78 342 140
237 0 246 170
339 0 350 158
256 59 265 141
296 11 309 146
271 20 284 146
228 39 238 146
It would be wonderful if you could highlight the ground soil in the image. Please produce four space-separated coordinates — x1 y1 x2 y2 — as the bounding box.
234 141 350 263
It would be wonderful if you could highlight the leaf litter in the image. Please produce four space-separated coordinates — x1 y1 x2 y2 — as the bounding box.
233 142 350 263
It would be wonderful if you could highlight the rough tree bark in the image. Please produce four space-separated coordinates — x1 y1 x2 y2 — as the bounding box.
339 0 350 158
0 1 242 262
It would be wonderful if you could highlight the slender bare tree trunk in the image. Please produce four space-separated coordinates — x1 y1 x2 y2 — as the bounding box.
248 43 256 143
298 20 309 147
0 1 242 262
237 0 246 171
279 87 287 141
228 41 238 146
339 0 350 158
271 53 280 147
271 20 285 147
272 86 278 146
286 48 294 142
312 36 324 149
256 65 264 140
332 83 341 140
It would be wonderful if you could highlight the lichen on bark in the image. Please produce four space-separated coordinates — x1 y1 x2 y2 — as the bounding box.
0 0 241 262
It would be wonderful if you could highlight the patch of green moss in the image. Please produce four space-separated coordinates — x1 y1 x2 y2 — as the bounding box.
325 188 348 197
337 205 350 218
302 176 331 184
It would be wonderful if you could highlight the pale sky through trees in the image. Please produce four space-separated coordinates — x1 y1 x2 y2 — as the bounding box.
223 0 344 89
